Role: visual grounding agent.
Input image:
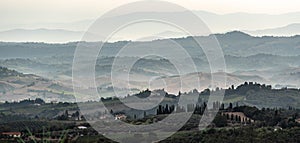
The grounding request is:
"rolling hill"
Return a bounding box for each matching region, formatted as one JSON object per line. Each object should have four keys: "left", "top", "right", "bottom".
{"left": 0, "top": 66, "right": 74, "bottom": 102}
{"left": 245, "top": 23, "right": 300, "bottom": 36}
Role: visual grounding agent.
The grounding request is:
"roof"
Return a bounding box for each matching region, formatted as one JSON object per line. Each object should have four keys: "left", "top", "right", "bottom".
{"left": 296, "top": 118, "right": 300, "bottom": 123}
{"left": 115, "top": 114, "right": 127, "bottom": 117}
{"left": 2, "top": 132, "right": 21, "bottom": 135}
{"left": 78, "top": 126, "right": 87, "bottom": 129}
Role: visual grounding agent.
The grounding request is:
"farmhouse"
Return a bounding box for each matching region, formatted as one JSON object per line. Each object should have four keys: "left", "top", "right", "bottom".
{"left": 296, "top": 118, "right": 300, "bottom": 123}
{"left": 115, "top": 114, "right": 127, "bottom": 120}
{"left": 77, "top": 126, "right": 87, "bottom": 130}
{"left": 1, "top": 132, "right": 21, "bottom": 138}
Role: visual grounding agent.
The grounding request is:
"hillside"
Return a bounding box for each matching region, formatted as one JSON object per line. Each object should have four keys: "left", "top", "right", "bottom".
{"left": 1, "top": 31, "right": 300, "bottom": 58}
{"left": 1, "top": 32, "right": 300, "bottom": 99}
{"left": 0, "top": 66, "right": 74, "bottom": 102}
{"left": 144, "top": 72, "right": 266, "bottom": 93}
{"left": 245, "top": 23, "right": 300, "bottom": 36}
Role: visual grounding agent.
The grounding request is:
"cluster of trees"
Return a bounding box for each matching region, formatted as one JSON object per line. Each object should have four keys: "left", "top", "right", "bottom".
{"left": 223, "top": 113, "right": 252, "bottom": 124}
{"left": 3, "top": 98, "right": 47, "bottom": 105}
{"left": 14, "top": 98, "right": 46, "bottom": 105}
{"left": 0, "top": 66, "right": 22, "bottom": 78}
{"left": 155, "top": 101, "right": 218, "bottom": 116}
{"left": 155, "top": 101, "right": 225, "bottom": 116}
{"left": 56, "top": 110, "right": 82, "bottom": 121}
{"left": 191, "top": 103, "right": 207, "bottom": 114}
{"left": 156, "top": 104, "right": 175, "bottom": 115}
{"left": 200, "top": 82, "right": 273, "bottom": 97}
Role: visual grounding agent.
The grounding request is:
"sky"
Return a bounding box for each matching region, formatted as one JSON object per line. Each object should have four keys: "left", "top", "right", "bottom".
{"left": 0, "top": 0, "right": 300, "bottom": 42}
{"left": 1, "top": 0, "right": 300, "bottom": 25}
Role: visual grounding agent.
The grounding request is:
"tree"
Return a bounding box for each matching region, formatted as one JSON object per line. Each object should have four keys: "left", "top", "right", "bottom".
{"left": 274, "top": 110, "right": 278, "bottom": 116}
{"left": 157, "top": 105, "right": 163, "bottom": 115}
{"left": 165, "top": 104, "right": 169, "bottom": 114}
{"left": 34, "top": 98, "right": 45, "bottom": 104}
{"left": 229, "top": 103, "right": 233, "bottom": 110}
{"left": 220, "top": 103, "right": 225, "bottom": 110}
{"left": 75, "top": 111, "right": 80, "bottom": 120}
{"left": 213, "top": 115, "right": 227, "bottom": 127}
{"left": 65, "top": 110, "right": 69, "bottom": 117}
{"left": 178, "top": 91, "right": 181, "bottom": 96}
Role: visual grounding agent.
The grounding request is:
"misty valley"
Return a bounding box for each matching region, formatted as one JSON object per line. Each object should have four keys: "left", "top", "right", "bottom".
{"left": 0, "top": 31, "right": 300, "bottom": 142}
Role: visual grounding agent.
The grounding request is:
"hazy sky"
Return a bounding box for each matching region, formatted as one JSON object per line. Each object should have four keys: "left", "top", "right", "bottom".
{"left": 0, "top": 0, "right": 299, "bottom": 42}
{"left": 1, "top": 0, "right": 300, "bottom": 25}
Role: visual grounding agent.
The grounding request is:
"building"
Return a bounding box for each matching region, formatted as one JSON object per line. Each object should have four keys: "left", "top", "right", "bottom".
{"left": 77, "top": 126, "right": 87, "bottom": 130}
{"left": 115, "top": 114, "right": 127, "bottom": 120}
{"left": 296, "top": 118, "right": 300, "bottom": 123}
{"left": 274, "top": 126, "right": 283, "bottom": 132}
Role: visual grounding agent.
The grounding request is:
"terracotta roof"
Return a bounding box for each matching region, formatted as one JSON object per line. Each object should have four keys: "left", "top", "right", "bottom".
{"left": 2, "top": 132, "right": 21, "bottom": 135}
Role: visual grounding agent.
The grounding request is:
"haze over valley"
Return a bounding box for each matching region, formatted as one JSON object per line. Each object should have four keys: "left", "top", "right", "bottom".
{"left": 1, "top": 1, "right": 300, "bottom": 142}
{"left": 1, "top": 31, "right": 300, "bottom": 101}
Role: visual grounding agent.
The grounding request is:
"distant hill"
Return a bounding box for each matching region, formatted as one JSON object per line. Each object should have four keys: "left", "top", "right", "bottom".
{"left": 93, "top": 71, "right": 267, "bottom": 95}
{"left": 0, "top": 28, "right": 85, "bottom": 43}
{"left": 1, "top": 11, "right": 300, "bottom": 42}
{"left": 0, "top": 28, "right": 108, "bottom": 43}
{"left": 148, "top": 72, "right": 266, "bottom": 93}
{"left": 1, "top": 32, "right": 300, "bottom": 92}
{"left": 1, "top": 31, "right": 300, "bottom": 59}
{"left": 1, "top": 65, "right": 299, "bottom": 108}
{"left": 0, "top": 67, "right": 74, "bottom": 102}
{"left": 193, "top": 11, "right": 300, "bottom": 33}
{"left": 245, "top": 23, "right": 300, "bottom": 36}
{"left": 154, "top": 31, "right": 188, "bottom": 39}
